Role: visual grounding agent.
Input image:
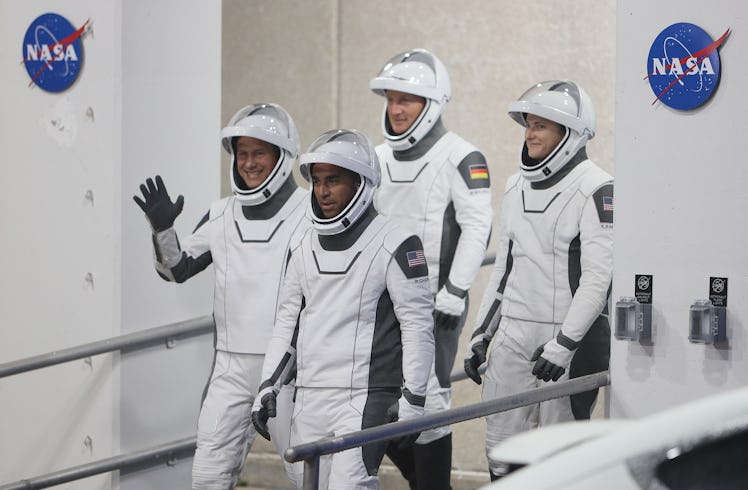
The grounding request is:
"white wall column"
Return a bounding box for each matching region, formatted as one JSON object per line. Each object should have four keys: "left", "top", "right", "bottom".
{"left": 612, "top": 0, "right": 748, "bottom": 417}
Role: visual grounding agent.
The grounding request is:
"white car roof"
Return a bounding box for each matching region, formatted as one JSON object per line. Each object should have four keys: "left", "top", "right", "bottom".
{"left": 484, "top": 386, "right": 748, "bottom": 489}
{"left": 489, "top": 419, "right": 629, "bottom": 466}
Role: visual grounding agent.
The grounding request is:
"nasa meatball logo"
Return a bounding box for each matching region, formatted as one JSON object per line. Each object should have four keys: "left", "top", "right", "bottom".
{"left": 22, "top": 13, "right": 89, "bottom": 92}
{"left": 646, "top": 23, "right": 730, "bottom": 110}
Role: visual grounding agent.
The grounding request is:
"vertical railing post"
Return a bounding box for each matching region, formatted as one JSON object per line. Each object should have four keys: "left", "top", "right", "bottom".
{"left": 302, "top": 456, "right": 320, "bottom": 490}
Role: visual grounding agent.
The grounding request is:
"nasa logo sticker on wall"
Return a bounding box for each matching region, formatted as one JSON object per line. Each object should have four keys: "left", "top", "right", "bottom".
{"left": 22, "top": 13, "right": 90, "bottom": 92}
{"left": 645, "top": 23, "right": 730, "bottom": 110}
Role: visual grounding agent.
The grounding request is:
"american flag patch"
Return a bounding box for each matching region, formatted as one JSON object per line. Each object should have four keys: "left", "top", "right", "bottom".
{"left": 407, "top": 250, "right": 426, "bottom": 267}
{"left": 469, "top": 165, "right": 489, "bottom": 179}
{"left": 603, "top": 196, "right": 614, "bottom": 211}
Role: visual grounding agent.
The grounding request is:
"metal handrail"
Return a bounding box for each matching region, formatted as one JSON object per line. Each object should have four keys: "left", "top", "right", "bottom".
{"left": 0, "top": 256, "right": 495, "bottom": 380}
{"left": 0, "top": 437, "right": 197, "bottom": 490}
{"left": 286, "top": 371, "right": 610, "bottom": 489}
{"left": 0, "top": 366, "right": 481, "bottom": 489}
{"left": 1, "top": 254, "right": 500, "bottom": 487}
{"left": 0, "top": 315, "right": 214, "bottom": 379}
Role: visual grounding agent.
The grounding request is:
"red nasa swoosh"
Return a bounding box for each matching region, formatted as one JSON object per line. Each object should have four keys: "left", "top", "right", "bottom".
{"left": 24, "top": 18, "right": 90, "bottom": 87}
{"left": 644, "top": 27, "right": 730, "bottom": 105}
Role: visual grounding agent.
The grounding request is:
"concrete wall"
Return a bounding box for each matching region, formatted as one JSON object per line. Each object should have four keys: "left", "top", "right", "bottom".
{"left": 222, "top": 0, "right": 616, "bottom": 480}
{"left": 611, "top": 1, "right": 748, "bottom": 417}
{"left": 0, "top": 1, "right": 220, "bottom": 488}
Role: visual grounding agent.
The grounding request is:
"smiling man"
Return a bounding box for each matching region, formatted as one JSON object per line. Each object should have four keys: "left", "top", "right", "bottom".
{"left": 234, "top": 136, "right": 279, "bottom": 188}
{"left": 134, "top": 103, "right": 307, "bottom": 489}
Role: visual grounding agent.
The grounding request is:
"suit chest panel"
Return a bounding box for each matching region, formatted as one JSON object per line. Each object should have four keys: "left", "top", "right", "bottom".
{"left": 215, "top": 198, "right": 303, "bottom": 276}
{"left": 509, "top": 182, "right": 582, "bottom": 256}
{"left": 378, "top": 156, "right": 452, "bottom": 220}
{"left": 301, "top": 221, "right": 388, "bottom": 309}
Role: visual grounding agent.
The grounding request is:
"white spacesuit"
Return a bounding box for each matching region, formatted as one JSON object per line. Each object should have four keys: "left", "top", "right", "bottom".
{"left": 252, "top": 129, "right": 435, "bottom": 489}
{"left": 134, "top": 103, "right": 308, "bottom": 489}
{"left": 369, "top": 48, "right": 492, "bottom": 489}
{"left": 463, "top": 81, "right": 613, "bottom": 479}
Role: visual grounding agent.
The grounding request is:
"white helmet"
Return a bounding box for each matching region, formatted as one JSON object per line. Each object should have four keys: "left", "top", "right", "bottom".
{"left": 221, "top": 103, "right": 300, "bottom": 205}
{"left": 508, "top": 80, "right": 595, "bottom": 182}
{"left": 299, "top": 129, "right": 381, "bottom": 235}
{"left": 369, "top": 48, "right": 451, "bottom": 151}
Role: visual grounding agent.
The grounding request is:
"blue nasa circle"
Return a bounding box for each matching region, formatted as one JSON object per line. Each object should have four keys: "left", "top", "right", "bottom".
{"left": 22, "top": 13, "right": 84, "bottom": 92}
{"left": 647, "top": 23, "right": 721, "bottom": 110}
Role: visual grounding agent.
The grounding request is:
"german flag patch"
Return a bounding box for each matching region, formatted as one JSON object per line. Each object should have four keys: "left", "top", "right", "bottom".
{"left": 469, "top": 164, "right": 489, "bottom": 180}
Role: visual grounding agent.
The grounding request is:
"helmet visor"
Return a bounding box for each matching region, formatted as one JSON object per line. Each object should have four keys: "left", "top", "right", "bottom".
{"left": 222, "top": 103, "right": 299, "bottom": 157}
{"left": 370, "top": 50, "right": 443, "bottom": 101}
{"left": 299, "top": 129, "right": 380, "bottom": 186}
{"left": 508, "top": 81, "right": 586, "bottom": 133}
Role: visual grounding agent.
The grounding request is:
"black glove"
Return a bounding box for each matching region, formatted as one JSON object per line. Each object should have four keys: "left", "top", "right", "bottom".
{"left": 133, "top": 175, "right": 184, "bottom": 232}
{"left": 464, "top": 337, "right": 489, "bottom": 385}
{"left": 531, "top": 344, "right": 568, "bottom": 382}
{"left": 434, "top": 287, "right": 465, "bottom": 331}
{"left": 434, "top": 310, "right": 461, "bottom": 331}
{"left": 251, "top": 388, "right": 277, "bottom": 441}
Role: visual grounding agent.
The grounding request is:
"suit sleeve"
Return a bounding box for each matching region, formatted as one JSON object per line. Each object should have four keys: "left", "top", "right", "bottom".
{"left": 467, "top": 177, "right": 516, "bottom": 350}
{"left": 388, "top": 235, "right": 435, "bottom": 399}
{"left": 561, "top": 182, "right": 614, "bottom": 342}
{"left": 447, "top": 151, "right": 493, "bottom": 294}
{"left": 261, "top": 245, "right": 305, "bottom": 383}
{"left": 152, "top": 211, "right": 212, "bottom": 283}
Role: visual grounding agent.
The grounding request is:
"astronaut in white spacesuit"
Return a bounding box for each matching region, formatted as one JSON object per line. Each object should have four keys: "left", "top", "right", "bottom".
{"left": 369, "top": 48, "right": 492, "bottom": 489}
{"left": 133, "top": 103, "right": 307, "bottom": 489}
{"left": 251, "top": 129, "right": 435, "bottom": 489}
{"left": 463, "top": 80, "right": 613, "bottom": 480}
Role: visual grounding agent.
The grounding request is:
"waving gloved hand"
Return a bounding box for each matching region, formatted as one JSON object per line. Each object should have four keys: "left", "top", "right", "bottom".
{"left": 464, "top": 334, "right": 489, "bottom": 385}
{"left": 133, "top": 175, "right": 184, "bottom": 232}
{"left": 531, "top": 333, "right": 578, "bottom": 382}
{"left": 434, "top": 286, "right": 466, "bottom": 331}
{"left": 251, "top": 384, "right": 277, "bottom": 441}
{"left": 385, "top": 388, "right": 425, "bottom": 450}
